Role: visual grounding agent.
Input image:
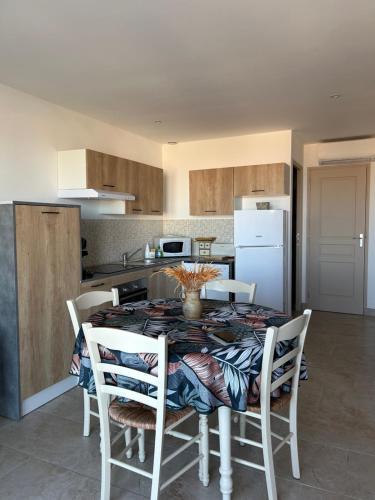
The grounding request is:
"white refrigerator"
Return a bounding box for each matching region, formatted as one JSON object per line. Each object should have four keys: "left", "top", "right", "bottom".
{"left": 234, "top": 210, "right": 287, "bottom": 311}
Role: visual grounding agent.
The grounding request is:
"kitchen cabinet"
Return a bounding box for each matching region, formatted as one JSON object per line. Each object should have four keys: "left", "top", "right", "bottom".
{"left": 80, "top": 267, "right": 152, "bottom": 294}
{"left": 189, "top": 168, "right": 234, "bottom": 215}
{"left": 81, "top": 262, "right": 181, "bottom": 301}
{"left": 233, "top": 163, "right": 290, "bottom": 197}
{"left": 148, "top": 165, "right": 164, "bottom": 214}
{"left": 58, "top": 149, "right": 163, "bottom": 215}
{"left": 58, "top": 149, "right": 127, "bottom": 193}
{"left": 0, "top": 202, "right": 81, "bottom": 419}
{"left": 125, "top": 161, "right": 164, "bottom": 215}
{"left": 101, "top": 153, "right": 127, "bottom": 192}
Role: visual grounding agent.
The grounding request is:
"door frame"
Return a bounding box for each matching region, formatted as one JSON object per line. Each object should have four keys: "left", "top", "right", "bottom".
{"left": 307, "top": 163, "right": 370, "bottom": 314}
{"left": 292, "top": 162, "right": 303, "bottom": 312}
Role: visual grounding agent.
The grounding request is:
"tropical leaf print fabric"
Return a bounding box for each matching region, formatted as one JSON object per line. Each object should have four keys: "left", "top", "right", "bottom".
{"left": 70, "top": 299, "right": 307, "bottom": 414}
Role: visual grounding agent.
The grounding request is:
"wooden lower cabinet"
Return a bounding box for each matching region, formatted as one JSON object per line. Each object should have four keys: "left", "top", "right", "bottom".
{"left": 0, "top": 203, "right": 81, "bottom": 419}
{"left": 81, "top": 263, "right": 181, "bottom": 302}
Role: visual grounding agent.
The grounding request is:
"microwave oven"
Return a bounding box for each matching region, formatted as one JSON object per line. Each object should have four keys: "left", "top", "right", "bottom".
{"left": 154, "top": 236, "right": 192, "bottom": 257}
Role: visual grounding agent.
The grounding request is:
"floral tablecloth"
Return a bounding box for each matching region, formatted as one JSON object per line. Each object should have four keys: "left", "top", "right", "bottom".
{"left": 70, "top": 299, "right": 307, "bottom": 414}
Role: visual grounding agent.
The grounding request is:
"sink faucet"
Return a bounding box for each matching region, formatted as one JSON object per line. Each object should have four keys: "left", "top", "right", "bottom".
{"left": 122, "top": 247, "right": 142, "bottom": 266}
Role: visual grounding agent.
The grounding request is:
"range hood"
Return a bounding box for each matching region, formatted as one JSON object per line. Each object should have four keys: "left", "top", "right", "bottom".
{"left": 58, "top": 188, "right": 135, "bottom": 201}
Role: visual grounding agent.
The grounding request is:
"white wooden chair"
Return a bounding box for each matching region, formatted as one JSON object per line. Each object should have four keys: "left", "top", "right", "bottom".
{"left": 211, "top": 309, "right": 311, "bottom": 500}
{"left": 66, "top": 289, "right": 120, "bottom": 437}
{"left": 204, "top": 279, "right": 257, "bottom": 303}
{"left": 83, "top": 323, "right": 209, "bottom": 500}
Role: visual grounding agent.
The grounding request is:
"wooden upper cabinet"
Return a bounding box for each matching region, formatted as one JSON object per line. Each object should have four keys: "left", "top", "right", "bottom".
{"left": 101, "top": 154, "right": 127, "bottom": 192}
{"left": 124, "top": 161, "right": 146, "bottom": 214}
{"left": 189, "top": 168, "right": 234, "bottom": 215}
{"left": 58, "top": 149, "right": 163, "bottom": 214}
{"left": 148, "top": 166, "right": 163, "bottom": 214}
{"left": 85, "top": 150, "right": 127, "bottom": 192}
{"left": 233, "top": 163, "right": 290, "bottom": 197}
{"left": 125, "top": 162, "right": 164, "bottom": 215}
{"left": 84, "top": 149, "right": 104, "bottom": 189}
{"left": 58, "top": 149, "right": 127, "bottom": 192}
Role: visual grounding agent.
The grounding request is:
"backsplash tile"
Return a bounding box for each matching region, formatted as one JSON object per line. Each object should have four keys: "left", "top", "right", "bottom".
{"left": 163, "top": 219, "right": 234, "bottom": 243}
{"left": 81, "top": 219, "right": 163, "bottom": 266}
{"left": 82, "top": 218, "right": 234, "bottom": 266}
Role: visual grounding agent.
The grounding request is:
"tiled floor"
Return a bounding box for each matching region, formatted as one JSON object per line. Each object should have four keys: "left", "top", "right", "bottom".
{"left": 1, "top": 311, "right": 375, "bottom": 499}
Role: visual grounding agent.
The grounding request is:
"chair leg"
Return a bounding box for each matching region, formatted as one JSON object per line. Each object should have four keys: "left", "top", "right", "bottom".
{"left": 150, "top": 419, "right": 164, "bottom": 500}
{"left": 125, "top": 427, "right": 133, "bottom": 459}
{"left": 199, "top": 415, "right": 209, "bottom": 486}
{"left": 100, "top": 424, "right": 111, "bottom": 500}
{"left": 239, "top": 413, "right": 246, "bottom": 446}
{"left": 289, "top": 395, "right": 300, "bottom": 479}
{"left": 138, "top": 428, "right": 146, "bottom": 463}
{"left": 261, "top": 414, "right": 277, "bottom": 500}
{"left": 101, "top": 450, "right": 111, "bottom": 500}
{"left": 83, "top": 389, "right": 91, "bottom": 437}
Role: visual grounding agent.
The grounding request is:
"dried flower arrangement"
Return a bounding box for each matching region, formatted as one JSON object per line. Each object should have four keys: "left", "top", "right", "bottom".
{"left": 161, "top": 263, "right": 221, "bottom": 292}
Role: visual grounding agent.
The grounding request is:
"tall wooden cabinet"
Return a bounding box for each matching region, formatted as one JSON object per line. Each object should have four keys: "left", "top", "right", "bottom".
{"left": 189, "top": 168, "right": 234, "bottom": 215}
{"left": 0, "top": 202, "right": 81, "bottom": 419}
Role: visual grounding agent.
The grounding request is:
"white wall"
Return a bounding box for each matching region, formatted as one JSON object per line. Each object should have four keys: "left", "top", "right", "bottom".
{"left": 162, "top": 130, "right": 292, "bottom": 219}
{"left": 0, "top": 83, "right": 162, "bottom": 217}
{"left": 303, "top": 140, "right": 375, "bottom": 309}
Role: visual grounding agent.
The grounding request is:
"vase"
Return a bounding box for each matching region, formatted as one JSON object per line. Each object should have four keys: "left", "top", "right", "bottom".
{"left": 183, "top": 290, "right": 203, "bottom": 320}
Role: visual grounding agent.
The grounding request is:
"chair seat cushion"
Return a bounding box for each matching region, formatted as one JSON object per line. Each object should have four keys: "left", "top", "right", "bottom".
{"left": 247, "top": 392, "right": 292, "bottom": 414}
{"left": 109, "top": 400, "right": 193, "bottom": 430}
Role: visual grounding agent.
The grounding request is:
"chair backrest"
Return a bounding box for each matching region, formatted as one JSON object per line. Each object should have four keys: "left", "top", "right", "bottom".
{"left": 66, "top": 289, "right": 120, "bottom": 337}
{"left": 205, "top": 279, "right": 257, "bottom": 303}
{"left": 260, "top": 309, "right": 312, "bottom": 412}
{"left": 83, "top": 323, "right": 168, "bottom": 429}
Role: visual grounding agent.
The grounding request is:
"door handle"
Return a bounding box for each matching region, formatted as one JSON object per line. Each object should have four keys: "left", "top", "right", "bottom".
{"left": 352, "top": 233, "right": 364, "bottom": 247}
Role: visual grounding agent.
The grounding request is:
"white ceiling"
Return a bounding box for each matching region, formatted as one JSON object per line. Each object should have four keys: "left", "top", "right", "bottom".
{"left": 1, "top": 1, "right": 375, "bottom": 144}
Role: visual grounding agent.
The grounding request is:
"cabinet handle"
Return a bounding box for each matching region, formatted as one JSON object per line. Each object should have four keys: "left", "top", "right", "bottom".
{"left": 41, "top": 211, "right": 60, "bottom": 214}
{"left": 91, "top": 282, "right": 105, "bottom": 288}
{"left": 251, "top": 189, "right": 265, "bottom": 192}
{"left": 151, "top": 210, "right": 161, "bottom": 213}
{"left": 103, "top": 184, "right": 116, "bottom": 188}
{"left": 132, "top": 209, "right": 143, "bottom": 212}
{"left": 204, "top": 210, "right": 217, "bottom": 213}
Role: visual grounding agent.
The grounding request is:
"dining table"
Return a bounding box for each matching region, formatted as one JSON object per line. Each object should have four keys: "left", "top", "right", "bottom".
{"left": 70, "top": 298, "right": 307, "bottom": 499}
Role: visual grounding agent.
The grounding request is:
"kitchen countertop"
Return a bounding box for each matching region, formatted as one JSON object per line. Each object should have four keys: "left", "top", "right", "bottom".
{"left": 183, "top": 255, "right": 234, "bottom": 264}
{"left": 82, "top": 257, "right": 182, "bottom": 283}
{"left": 82, "top": 255, "right": 235, "bottom": 283}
